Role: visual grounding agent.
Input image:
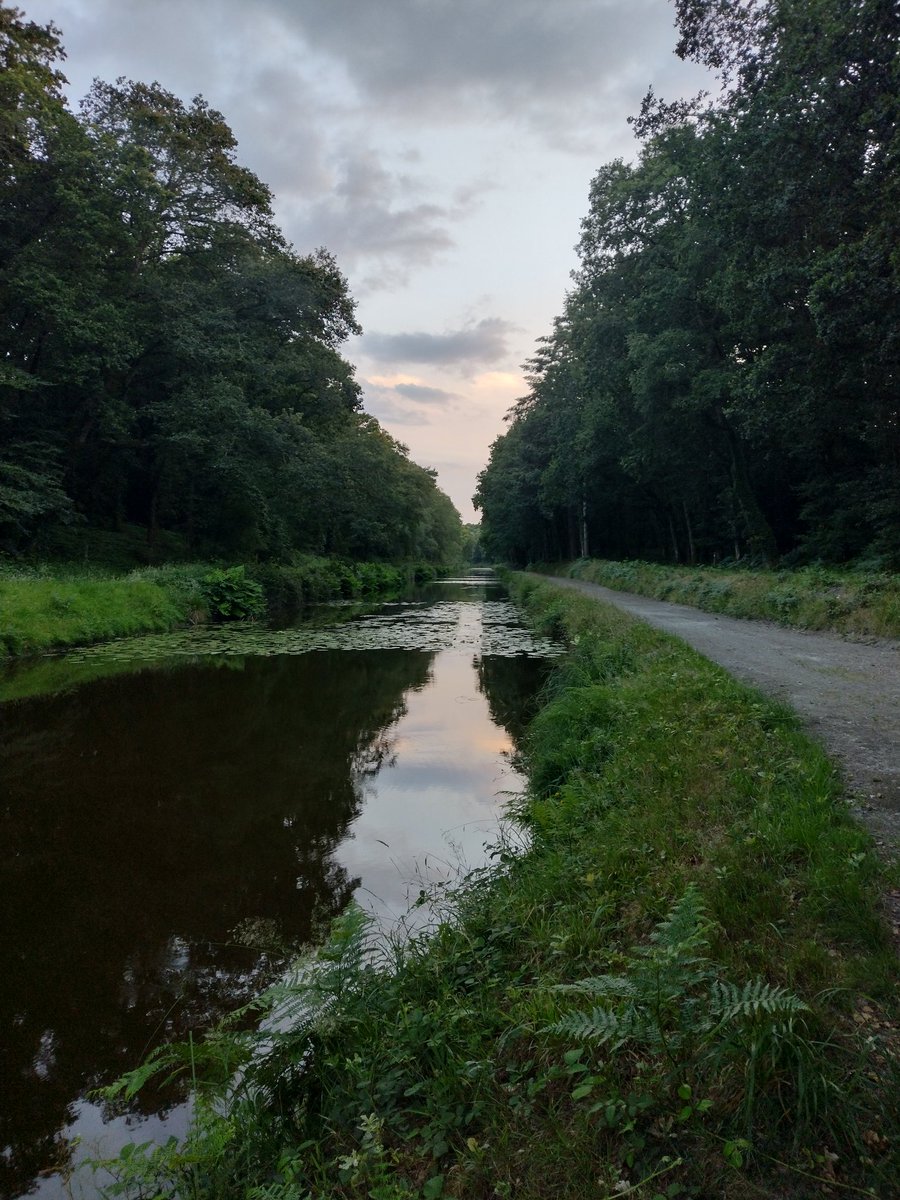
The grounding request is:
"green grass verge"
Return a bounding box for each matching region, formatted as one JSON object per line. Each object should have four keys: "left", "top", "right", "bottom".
{"left": 95, "top": 575, "right": 899, "bottom": 1200}
{"left": 0, "top": 557, "right": 443, "bottom": 658}
{"left": 0, "top": 564, "right": 201, "bottom": 657}
{"left": 554, "top": 558, "right": 900, "bottom": 639}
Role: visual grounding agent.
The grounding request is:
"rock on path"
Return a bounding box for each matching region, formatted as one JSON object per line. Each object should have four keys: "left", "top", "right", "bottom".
{"left": 541, "top": 574, "right": 900, "bottom": 856}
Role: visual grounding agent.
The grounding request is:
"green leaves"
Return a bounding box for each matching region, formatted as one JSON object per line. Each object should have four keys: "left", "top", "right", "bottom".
{"left": 199, "top": 566, "right": 265, "bottom": 621}
{"left": 0, "top": 38, "right": 463, "bottom": 562}
{"left": 478, "top": 0, "right": 900, "bottom": 568}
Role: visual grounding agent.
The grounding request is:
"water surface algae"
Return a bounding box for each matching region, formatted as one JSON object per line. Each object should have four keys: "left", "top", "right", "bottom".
{"left": 96, "top": 577, "right": 899, "bottom": 1199}
{"left": 0, "top": 600, "right": 561, "bottom": 704}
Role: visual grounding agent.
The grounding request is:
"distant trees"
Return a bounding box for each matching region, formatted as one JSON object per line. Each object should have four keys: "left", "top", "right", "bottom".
{"left": 476, "top": 0, "right": 899, "bottom": 567}
{"left": 0, "top": 5, "right": 462, "bottom": 564}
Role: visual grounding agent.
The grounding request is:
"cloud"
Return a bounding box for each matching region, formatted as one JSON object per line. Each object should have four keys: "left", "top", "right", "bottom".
{"left": 264, "top": 0, "right": 685, "bottom": 136}
{"left": 359, "top": 375, "right": 459, "bottom": 427}
{"left": 360, "top": 378, "right": 438, "bottom": 426}
{"left": 364, "top": 398, "right": 432, "bottom": 426}
{"left": 362, "top": 318, "right": 516, "bottom": 367}
{"left": 281, "top": 147, "right": 466, "bottom": 285}
{"left": 393, "top": 383, "right": 458, "bottom": 406}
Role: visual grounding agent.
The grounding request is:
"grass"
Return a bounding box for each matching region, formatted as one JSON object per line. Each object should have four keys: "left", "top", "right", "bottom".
{"left": 551, "top": 558, "right": 900, "bottom": 639}
{"left": 0, "top": 556, "right": 444, "bottom": 658}
{"left": 0, "top": 563, "right": 202, "bottom": 657}
{"left": 94, "top": 574, "right": 900, "bottom": 1199}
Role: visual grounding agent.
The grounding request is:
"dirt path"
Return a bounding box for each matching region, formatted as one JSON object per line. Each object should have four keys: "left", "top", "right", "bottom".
{"left": 542, "top": 574, "right": 900, "bottom": 856}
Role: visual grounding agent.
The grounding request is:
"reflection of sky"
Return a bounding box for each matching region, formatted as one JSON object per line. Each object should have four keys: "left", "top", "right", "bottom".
{"left": 26, "top": 1101, "right": 191, "bottom": 1200}
{"left": 340, "top": 649, "right": 524, "bottom": 925}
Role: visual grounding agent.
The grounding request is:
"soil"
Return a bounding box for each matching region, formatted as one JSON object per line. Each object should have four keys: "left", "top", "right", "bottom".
{"left": 543, "top": 574, "right": 900, "bottom": 861}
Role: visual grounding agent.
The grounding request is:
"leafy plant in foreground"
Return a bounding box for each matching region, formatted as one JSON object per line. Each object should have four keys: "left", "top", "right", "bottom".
{"left": 547, "top": 887, "right": 815, "bottom": 1134}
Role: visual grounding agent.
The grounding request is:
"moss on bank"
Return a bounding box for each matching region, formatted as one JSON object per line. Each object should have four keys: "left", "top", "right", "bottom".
{"left": 550, "top": 558, "right": 900, "bottom": 640}
{"left": 97, "top": 575, "right": 899, "bottom": 1200}
{"left": 0, "top": 556, "right": 442, "bottom": 657}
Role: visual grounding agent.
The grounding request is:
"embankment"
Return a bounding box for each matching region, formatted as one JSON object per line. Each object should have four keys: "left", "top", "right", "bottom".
{"left": 546, "top": 558, "right": 900, "bottom": 639}
{"left": 0, "top": 557, "right": 440, "bottom": 657}
{"left": 101, "top": 574, "right": 900, "bottom": 1199}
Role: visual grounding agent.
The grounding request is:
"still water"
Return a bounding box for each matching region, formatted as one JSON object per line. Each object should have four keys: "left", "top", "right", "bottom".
{"left": 0, "top": 574, "right": 558, "bottom": 1199}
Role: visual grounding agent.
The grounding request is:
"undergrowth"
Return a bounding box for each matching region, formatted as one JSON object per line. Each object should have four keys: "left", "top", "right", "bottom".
{"left": 91, "top": 576, "right": 899, "bottom": 1199}
{"left": 556, "top": 558, "right": 900, "bottom": 639}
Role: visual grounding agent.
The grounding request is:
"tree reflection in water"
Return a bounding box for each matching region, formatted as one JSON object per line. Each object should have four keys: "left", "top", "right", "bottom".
{"left": 0, "top": 586, "right": 553, "bottom": 1200}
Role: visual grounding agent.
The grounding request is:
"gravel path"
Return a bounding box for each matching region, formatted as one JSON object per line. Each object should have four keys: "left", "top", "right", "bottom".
{"left": 542, "top": 574, "right": 900, "bottom": 856}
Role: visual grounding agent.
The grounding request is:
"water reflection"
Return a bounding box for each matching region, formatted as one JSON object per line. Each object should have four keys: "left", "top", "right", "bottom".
{"left": 0, "top": 580, "right": 552, "bottom": 1199}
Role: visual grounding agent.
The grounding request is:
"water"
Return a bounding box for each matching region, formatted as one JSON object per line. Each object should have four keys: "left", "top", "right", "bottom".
{"left": 0, "top": 574, "right": 558, "bottom": 1199}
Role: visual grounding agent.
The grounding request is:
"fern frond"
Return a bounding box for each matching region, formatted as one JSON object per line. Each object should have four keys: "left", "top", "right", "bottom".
{"left": 552, "top": 975, "right": 637, "bottom": 999}
{"left": 547, "top": 1003, "right": 654, "bottom": 1047}
{"left": 710, "top": 979, "right": 809, "bottom": 1025}
{"left": 647, "top": 885, "right": 711, "bottom": 953}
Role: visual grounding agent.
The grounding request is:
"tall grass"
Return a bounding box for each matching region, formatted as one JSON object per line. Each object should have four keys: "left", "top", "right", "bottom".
{"left": 93, "top": 575, "right": 899, "bottom": 1199}
{"left": 0, "top": 557, "right": 443, "bottom": 658}
{"left": 559, "top": 558, "right": 900, "bottom": 639}
{"left": 0, "top": 565, "right": 203, "bottom": 656}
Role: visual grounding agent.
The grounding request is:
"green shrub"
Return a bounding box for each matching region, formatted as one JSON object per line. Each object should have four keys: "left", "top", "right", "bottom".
{"left": 199, "top": 566, "right": 266, "bottom": 620}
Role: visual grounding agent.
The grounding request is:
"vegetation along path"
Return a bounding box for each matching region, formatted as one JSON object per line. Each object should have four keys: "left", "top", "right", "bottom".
{"left": 539, "top": 575, "right": 900, "bottom": 855}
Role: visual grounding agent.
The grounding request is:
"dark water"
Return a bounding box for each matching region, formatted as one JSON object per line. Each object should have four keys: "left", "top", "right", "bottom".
{"left": 0, "top": 576, "right": 556, "bottom": 1199}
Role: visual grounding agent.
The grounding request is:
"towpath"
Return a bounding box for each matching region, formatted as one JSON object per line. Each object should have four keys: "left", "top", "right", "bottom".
{"left": 540, "top": 574, "right": 900, "bottom": 856}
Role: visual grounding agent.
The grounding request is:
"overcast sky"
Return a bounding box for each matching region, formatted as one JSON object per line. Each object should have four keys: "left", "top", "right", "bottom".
{"left": 24, "top": 0, "right": 710, "bottom": 521}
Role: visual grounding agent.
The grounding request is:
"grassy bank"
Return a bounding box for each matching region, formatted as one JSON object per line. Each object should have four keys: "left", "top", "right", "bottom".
{"left": 0, "top": 556, "right": 442, "bottom": 658}
{"left": 550, "top": 558, "right": 900, "bottom": 640}
{"left": 99, "top": 575, "right": 899, "bottom": 1200}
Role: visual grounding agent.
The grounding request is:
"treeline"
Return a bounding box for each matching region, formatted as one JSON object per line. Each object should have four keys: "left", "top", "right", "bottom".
{"left": 0, "top": 6, "right": 462, "bottom": 564}
{"left": 476, "top": 0, "right": 898, "bottom": 568}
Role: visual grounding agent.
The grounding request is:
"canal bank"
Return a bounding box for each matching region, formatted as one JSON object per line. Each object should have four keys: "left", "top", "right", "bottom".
{"left": 82, "top": 573, "right": 899, "bottom": 1200}
{"left": 0, "top": 557, "right": 443, "bottom": 659}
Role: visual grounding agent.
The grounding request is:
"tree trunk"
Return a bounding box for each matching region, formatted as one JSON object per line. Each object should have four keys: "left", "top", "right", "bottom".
{"left": 682, "top": 499, "right": 696, "bottom": 564}
{"left": 725, "top": 428, "right": 778, "bottom": 564}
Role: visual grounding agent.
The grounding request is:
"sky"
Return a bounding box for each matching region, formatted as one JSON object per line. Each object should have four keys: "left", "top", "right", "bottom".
{"left": 23, "top": 0, "right": 710, "bottom": 521}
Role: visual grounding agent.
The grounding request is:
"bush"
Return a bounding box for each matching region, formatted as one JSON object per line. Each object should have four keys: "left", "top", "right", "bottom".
{"left": 199, "top": 566, "right": 265, "bottom": 621}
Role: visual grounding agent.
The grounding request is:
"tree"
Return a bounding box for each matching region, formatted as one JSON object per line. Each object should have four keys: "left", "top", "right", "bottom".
{"left": 0, "top": 10, "right": 462, "bottom": 563}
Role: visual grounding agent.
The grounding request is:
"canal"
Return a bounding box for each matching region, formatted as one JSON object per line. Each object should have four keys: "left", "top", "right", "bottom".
{"left": 0, "top": 572, "right": 558, "bottom": 1199}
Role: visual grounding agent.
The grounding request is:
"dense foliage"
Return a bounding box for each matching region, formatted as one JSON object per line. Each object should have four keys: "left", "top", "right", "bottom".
{"left": 0, "top": 5, "right": 463, "bottom": 564}
{"left": 476, "top": 0, "right": 899, "bottom": 567}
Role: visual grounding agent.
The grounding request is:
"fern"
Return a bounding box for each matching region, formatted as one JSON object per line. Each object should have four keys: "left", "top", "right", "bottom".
{"left": 91, "top": 902, "right": 379, "bottom": 1198}
{"left": 546, "top": 886, "right": 812, "bottom": 1124}
{"left": 709, "top": 979, "right": 809, "bottom": 1026}
{"left": 553, "top": 975, "right": 637, "bottom": 999}
{"left": 549, "top": 1005, "right": 648, "bottom": 1048}
{"left": 646, "top": 885, "right": 711, "bottom": 954}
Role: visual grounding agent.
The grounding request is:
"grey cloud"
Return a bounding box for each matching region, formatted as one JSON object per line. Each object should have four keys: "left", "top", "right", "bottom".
{"left": 362, "top": 318, "right": 515, "bottom": 366}
{"left": 283, "top": 148, "right": 457, "bottom": 281}
{"left": 263, "top": 0, "right": 684, "bottom": 133}
{"left": 360, "top": 386, "right": 434, "bottom": 427}
{"left": 39, "top": 0, "right": 705, "bottom": 161}
{"left": 35, "top": 0, "right": 469, "bottom": 279}
{"left": 394, "top": 383, "right": 458, "bottom": 406}
{"left": 40, "top": 1, "right": 335, "bottom": 199}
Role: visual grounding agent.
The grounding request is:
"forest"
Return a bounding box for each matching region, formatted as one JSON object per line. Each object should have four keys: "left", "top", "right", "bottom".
{"left": 476, "top": 0, "right": 898, "bottom": 569}
{"left": 0, "top": 5, "right": 463, "bottom": 567}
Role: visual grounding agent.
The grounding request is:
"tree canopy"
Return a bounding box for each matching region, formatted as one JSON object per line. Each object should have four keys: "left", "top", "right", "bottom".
{"left": 476, "top": 0, "right": 899, "bottom": 568}
{"left": 0, "top": 4, "right": 463, "bottom": 565}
